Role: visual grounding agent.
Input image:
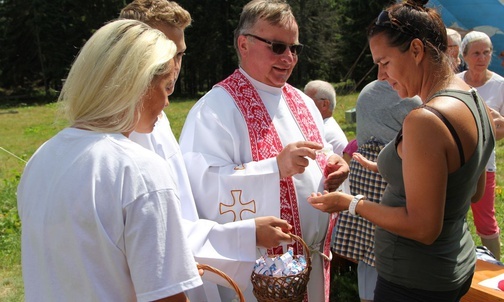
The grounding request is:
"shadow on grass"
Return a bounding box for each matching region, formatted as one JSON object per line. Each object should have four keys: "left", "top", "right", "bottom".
{"left": 330, "top": 256, "right": 360, "bottom": 302}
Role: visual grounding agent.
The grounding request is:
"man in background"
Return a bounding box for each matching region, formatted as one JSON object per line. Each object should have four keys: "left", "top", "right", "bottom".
{"left": 305, "top": 80, "right": 350, "bottom": 194}
{"left": 304, "top": 80, "right": 348, "bottom": 156}
{"left": 446, "top": 28, "right": 466, "bottom": 72}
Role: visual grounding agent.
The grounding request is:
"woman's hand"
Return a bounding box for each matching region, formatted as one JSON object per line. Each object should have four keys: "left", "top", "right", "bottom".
{"left": 307, "top": 191, "right": 351, "bottom": 213}
{"left": 489, "top": 108, "right": 504, "bottom": 140}
{"left": 353, "top": 152, "right": 379, "bottom": 173}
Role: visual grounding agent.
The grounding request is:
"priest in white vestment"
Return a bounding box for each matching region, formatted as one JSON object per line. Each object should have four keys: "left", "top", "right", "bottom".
{"left": 179, "top": 2, "right": 349, "bottom": 301}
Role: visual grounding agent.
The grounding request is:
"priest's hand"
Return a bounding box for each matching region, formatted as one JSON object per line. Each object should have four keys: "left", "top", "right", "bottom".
{"left": 255, "top": 216, "right": 292, "bottom": 248}
{"left": 324, "top": 154, "right": 349, "bottom": 192}
{"left": 277, "top": 141, "right": 322, "bottom": 179}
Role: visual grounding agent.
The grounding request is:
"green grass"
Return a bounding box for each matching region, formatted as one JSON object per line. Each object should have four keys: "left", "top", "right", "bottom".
{"left": 1, "top": 93, "right": 503, "bottom": 301}
{"left": 0, "top": 97, "right": 205, "bottom": 301}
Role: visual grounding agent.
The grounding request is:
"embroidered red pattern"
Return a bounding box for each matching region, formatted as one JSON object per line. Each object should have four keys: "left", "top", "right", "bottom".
{"left": 217, "top": 70, "right": 334, "bottom": 302}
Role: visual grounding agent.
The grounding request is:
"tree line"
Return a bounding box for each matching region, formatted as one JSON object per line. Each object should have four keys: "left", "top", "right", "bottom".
{"left": 0, "top": 0, "right": 392, "bottom": 103}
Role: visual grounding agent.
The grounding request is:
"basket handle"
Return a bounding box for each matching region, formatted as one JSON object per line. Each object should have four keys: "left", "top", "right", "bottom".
{"left": 289, "top": 233, "right": 312, "bottom": 268}
{"left": 196, "top": 263, "right": 245, "bottom": 302}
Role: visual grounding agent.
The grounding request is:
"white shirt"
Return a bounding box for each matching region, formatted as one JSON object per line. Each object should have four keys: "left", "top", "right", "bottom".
{"left": 17, "top": 128, "right": 201, "bottom": 302}
{"left": 129, "top": 111, "right": 256, "bottom": 301}
{"left": 323, "top": 116, "right": 350, "bottom": 193}
{"left": 323, "top": 116, "right": 348, "bottom": 156}
{"left": 457, "top": 71, "right": 504, "bottom": 171}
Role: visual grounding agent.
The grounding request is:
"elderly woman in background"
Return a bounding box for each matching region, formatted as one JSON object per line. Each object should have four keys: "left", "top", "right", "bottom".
{"left": 17, "top": 19, "right": 202, "bottom": 302}
{"left": 446, "top": 28, "right": 465, "bottom": 72}
{"left": 457, "top": 30, "right": 504, "bottom": 260}
{"left": 308, "top": 0, "right": 495, "bottom": 301}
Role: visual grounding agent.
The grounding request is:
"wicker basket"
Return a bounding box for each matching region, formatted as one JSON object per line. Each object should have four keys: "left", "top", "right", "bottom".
{"left": 197, "top": 263, "right": 245, "bottom": 302}
{"left": 250, "top": 234, "right": 312, "bottom": 302}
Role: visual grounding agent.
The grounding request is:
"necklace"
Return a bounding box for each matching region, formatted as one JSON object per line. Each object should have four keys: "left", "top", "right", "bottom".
{"left": 424, "top": 75, "right": 451, "bottom": 102}
{"left": 425, "top": 82, "right": 444, "bottom": 102}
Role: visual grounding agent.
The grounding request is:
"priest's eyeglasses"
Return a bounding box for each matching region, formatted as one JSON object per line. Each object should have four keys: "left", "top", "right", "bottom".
{"left": 374, "top": 10, "right": 417, "bottom": 38}
{"left": 244, "top": 33, "right": 303, "bottom": 56}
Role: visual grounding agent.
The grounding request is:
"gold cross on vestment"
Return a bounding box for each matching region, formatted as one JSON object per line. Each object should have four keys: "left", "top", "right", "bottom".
{"left": 219, "top": 190, "right": 256, "bottom": 222}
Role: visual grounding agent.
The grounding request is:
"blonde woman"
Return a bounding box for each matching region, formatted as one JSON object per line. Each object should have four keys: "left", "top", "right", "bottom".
{"left": 17, "top": 19, "right": 202, "bottom": 302}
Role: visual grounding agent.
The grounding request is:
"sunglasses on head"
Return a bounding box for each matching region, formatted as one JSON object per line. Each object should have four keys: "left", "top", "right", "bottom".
{"left": 244, "top": 33, "right": 303, "bottom": 55}
{"left": 374, "top": 10, "right": 417, "bottom": 37}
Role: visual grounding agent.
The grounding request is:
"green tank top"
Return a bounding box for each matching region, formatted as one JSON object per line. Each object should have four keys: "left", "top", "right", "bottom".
{"left": 375, "top": 89, "right": 495, "bottom": 291}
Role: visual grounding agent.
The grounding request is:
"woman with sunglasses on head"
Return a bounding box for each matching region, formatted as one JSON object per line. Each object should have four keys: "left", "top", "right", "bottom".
{"left": 308, "top": 0, "right": 495, "bottom": 301}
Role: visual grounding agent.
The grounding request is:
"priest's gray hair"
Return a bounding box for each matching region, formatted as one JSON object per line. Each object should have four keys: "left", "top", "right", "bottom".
{"left": 233, "top": 0, "right": 297, "bottom": 61}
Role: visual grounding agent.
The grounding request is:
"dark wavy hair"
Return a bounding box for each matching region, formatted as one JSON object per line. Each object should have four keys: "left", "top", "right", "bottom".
{"left": 368, "top": 0, "right": 449, "bottom": 71}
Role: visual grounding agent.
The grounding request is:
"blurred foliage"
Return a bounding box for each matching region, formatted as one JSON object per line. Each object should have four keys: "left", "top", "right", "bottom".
{"left": 0, "top": 0, "right": 390, "bottom": 104}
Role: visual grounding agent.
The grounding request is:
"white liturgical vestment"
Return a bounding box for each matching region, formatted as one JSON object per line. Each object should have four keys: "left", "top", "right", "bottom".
{"left": 179, "top": 68, "right": 334, "bottom": 302}
{"left": 129, "top": 111, "right": 256, "bottom": 302}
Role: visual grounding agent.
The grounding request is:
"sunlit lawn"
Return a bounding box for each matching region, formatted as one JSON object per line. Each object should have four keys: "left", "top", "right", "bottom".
{"left": 1, "top": 92, "right": 503, "bottom": 301}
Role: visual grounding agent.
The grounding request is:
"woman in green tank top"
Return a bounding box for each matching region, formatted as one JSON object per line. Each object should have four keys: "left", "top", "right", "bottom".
{"left": 308, "top": 0, "right": 496, "bottom": 301}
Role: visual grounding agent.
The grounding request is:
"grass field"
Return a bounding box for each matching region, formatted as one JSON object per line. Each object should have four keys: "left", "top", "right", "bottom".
{"left": 1, "top": 93, "right": 503, "bottom": 301}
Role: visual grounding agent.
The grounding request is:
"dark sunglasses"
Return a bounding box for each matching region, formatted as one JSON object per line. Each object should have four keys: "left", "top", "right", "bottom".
{"left": 374, "top": 10, "right": 417, "bottom": 37}
{"left": 244, "top": 33, "right": 303, "bottom": 55}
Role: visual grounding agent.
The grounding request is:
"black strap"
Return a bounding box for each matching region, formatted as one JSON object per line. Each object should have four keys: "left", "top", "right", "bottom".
{"left": 395, "top": 128, "right": 403, "bottom": 149}
{"left": 422, "top": 105, "right": 465, "bottom": 166}
{"left": 430, "top": 89, "right": 487, "bottom": 142}
{"left": 396, "top": 89, "right": 487, "bottom": 166}
{"left": 470, "top": 89, "right": 486, "bottom": 143}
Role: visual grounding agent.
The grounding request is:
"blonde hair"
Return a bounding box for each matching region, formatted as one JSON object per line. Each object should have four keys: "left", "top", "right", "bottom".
{"left": 59, "top": 19, "right": 177, "bottom": 133}
{"left": 119, "top": 0, "right": 191, "bottom": 29}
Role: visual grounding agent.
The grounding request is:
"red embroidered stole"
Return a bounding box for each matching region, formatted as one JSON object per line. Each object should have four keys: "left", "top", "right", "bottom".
{"left": 217, "top": 70, "right": 334, "bottom": 301}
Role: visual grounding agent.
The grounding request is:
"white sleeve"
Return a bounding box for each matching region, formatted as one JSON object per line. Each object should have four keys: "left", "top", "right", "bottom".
{"left": 183, "top": 218, "right": 257, "bottom": 289}
{"left": 324, "top": 118, "right": 348, "bottom": 156}
{"left": 124, "top": 189, "right": 202, "bottom": 302}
